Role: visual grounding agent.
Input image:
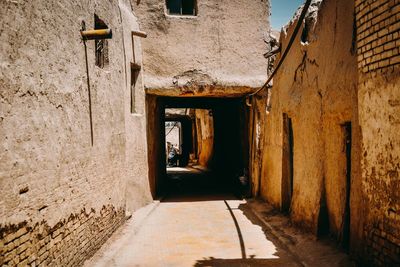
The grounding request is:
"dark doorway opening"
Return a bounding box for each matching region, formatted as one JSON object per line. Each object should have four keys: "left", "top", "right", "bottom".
{"left": 146, "top": 96, "right": 250, "bottom": 201}
{"left": 282, "top": 113, "right": 294, "bottom": 213}
{"left": 341, "top": 122, "right": 352, "bottom": 251}
{"left": 165, "top": 111, "right": 193, "bottom": 168}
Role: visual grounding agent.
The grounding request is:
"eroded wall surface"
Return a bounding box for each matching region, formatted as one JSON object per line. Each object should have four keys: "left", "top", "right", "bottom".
{"left": 195, "top": 109, "right": 214, "bottom": 167}
{"left": 119, "top": 2, "right": 153, "bottom": 213}
{"left": 356, "top": 0, "right": 400, "bottom": 265}
{"left": 134, "top": 0, "right": 270, "bottom": 96}
{"left": 260, "top": 0, "right": 360, "bottom": 239}
{"left": 0, "top": 0, "right": 151, "bottom": 265}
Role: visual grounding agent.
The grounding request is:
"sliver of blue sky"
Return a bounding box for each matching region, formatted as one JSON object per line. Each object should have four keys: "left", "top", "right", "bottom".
{"left": 271, "top": 0, "right": 304, "bottom": 30}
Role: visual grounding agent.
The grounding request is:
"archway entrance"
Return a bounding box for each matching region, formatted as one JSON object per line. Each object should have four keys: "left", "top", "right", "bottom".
{"left": 146, "top": 95, "right": 251, "bottom": 200}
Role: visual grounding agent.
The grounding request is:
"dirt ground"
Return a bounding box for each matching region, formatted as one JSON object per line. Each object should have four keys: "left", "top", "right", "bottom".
{"left": 84, "top": 168, "right": 354, "bottom": 267}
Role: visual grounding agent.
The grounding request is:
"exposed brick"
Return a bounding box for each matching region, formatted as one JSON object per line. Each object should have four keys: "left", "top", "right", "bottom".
{"left": 0, "top": 205, "right": 125, "bottom": 267}
{"left": 4, "top": 228, "right": 28, "bottom": 244}
{"left": 357, "top": 0, "right": 400, "bottom": 76}
{"left": 356, "top": 2, "right": 400, "bottom": 264}
{"left": 16, "top": 241, "right": 30, "bottom": 255}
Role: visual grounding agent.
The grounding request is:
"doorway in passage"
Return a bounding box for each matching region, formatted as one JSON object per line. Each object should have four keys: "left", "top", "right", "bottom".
{"left": 282, "top": 113, "right": 294, "bottom": 213}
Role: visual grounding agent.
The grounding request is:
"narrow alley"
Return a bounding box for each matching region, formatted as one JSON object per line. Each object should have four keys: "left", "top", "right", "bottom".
{"left": 85, "top": 167, "right": 351, "bottom": 267}
{"left": 1, "top": 0, "right": 399, "bottom": 266}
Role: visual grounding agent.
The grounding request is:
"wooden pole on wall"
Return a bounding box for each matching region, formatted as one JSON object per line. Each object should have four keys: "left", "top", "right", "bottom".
{"left": 80, "top": 20, "right": 113, "bottom": 146}
{"left": 81, "top": 21, "right": 94, "bottom": 146}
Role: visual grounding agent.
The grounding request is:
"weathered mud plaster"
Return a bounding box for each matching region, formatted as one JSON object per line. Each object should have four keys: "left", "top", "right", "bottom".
{"left": 0, "top": 0, "right": 151, "bottom": 265}
{"left": 355, "top": 0, "right": 400, "bottom": 264}
{"left": 145, "top": 85, "right": 256, "bottom": 98}
{"left": 194, "top": 109, "right": 214, "bottom": 167}
{"left": 134, "top": 0, "right": 271, "bottom": 95}
{"left": 248, "top": 31, "right": 277, "bottom": 197}
{"left": 259, "top": 0, "right": 360, "bottom": 241}
{"left": 358, "top": 70, "right": 400, "bottom": 265}
{"left": 118, "top": 0, "right": 153, "bottom": 214}
{"left": 145, "top": 95, "right": 166, "bottom": 197}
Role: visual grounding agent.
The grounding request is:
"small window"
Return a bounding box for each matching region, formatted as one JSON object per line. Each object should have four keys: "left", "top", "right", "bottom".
{"left": 94, "top": 14, "right": 109, "bottom": 68}
{"left": 166, "top": 0, "right": 197, "bottom": 16}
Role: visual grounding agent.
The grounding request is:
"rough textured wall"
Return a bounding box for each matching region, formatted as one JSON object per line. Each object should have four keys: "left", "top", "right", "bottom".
{"left": 248, "top": 31, "right": 277, "bottom": 198}
{"left": 261, "top": 0, "right": 360, "bottom": 239}
{"left": 356, "top": 0, "right": 400, "bottom": 265}
{"left": 0, "top": 0, "right": 151, "bottom": 265}
{"left": 134, "top": 0, "right": 270, "bottom": 96}
{"left": 145, "top": 95, "right": 166, "bottom": 197}
{"left": 249, "top": 93, "right": 269, "bottom": 197}
{"left": 119, "top": 0, "right": 153, "bottom": 215}
{"left": 195, "top": 109, "right": 214, "bottom": 167}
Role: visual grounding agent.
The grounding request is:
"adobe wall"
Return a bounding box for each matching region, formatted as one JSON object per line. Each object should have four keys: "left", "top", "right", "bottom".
{"left": 0, "top": 0, "right": 152, "bottom": 265}
{"left": 249, "top": 93, "right": 269, "bottom": 197}
{"left": 145, "top": 95, "right": 166, "bottom": 197}
{"left": 356, "top": 0, "right": 400, "bottom": 265}
{"left": 194, "top": 109, "right": 214, "bottom": 167}
{"left": 133, "top": 0, "right": 270, "bottom": 96}
{"left": 260, "top": 0, "right": 360, "bottom": 240}
{"left": 119, "top": 0, "right": 153, "bottom": 215}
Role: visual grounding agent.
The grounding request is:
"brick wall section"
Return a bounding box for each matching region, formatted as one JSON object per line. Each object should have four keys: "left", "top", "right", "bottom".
{"left": 356, "top": 0, "right": 400, "bottom": 73}
{"left": 364, "top": 222, "right": 400, "bottom": 266}
{"left": 356, "top": 0, "right": 400, "bottom": 266}
{"left": 0, "top": 205, "right": 125, "bottom": 267}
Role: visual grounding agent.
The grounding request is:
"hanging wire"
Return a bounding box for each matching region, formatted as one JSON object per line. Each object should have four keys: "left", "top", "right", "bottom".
{"left": 166, "top": 121, "right": 179, "bottom": 137}
{"left": 245, "top": 0, "right": 313, "bottom": 105}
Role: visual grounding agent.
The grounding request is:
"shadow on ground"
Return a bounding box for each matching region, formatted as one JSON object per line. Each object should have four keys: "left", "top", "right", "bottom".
{"left": 239, "top": 200, "right": 356, "bottom": 267}
{"left": 194, "top": 257, "right": 297, "bottom": 267}
{"left": 158, "top": 167, "right": 353, "bottom": 267}
{"left": 162, "top": 167, "right": 241, "bottom": 202}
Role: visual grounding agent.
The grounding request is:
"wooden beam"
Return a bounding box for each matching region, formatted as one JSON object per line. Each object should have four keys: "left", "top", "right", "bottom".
{"left": 132, "top": 30, "right": 147, "bottom": 38}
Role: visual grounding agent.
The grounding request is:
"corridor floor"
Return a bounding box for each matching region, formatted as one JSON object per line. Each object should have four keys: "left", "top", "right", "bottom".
{"left": 84, "top": 168, "right": 348, "bottom": 267}
{"left": 85, "top": 168, "right": 302, "bottom": 266}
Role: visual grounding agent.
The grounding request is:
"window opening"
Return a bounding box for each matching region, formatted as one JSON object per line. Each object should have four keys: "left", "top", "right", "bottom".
{"left": 94, "top": 14, "right": 109, "bottom": 68}
{"left": 166, "top": 0, "right": 197, "bottom": 16}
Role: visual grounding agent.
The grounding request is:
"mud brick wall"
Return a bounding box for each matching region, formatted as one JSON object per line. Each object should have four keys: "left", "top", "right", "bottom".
{"left": 356, "top": 0, "right": 400, "bottom": 73}
{"left": 355, "top": 0, "right": 400, "bottom": 265}
{"left": 0, "top": 0, "right": 152, "bottom": 266}
{"left": 0, "top": 206, "right": 124, "bottom": 267}
{"left": 261, "top": 0, "right": 360, "bottom": 240}
{"left": 134, "top": 0, "right": 270, "bottom": 93}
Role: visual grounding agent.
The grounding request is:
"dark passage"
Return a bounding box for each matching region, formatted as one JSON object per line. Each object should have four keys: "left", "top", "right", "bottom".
{"left": 147, "top": 96, "right": 250, "bottom": 201}
{"left": 163, "top": 167, "right": 239, "bottom": 202}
